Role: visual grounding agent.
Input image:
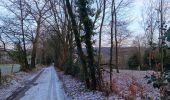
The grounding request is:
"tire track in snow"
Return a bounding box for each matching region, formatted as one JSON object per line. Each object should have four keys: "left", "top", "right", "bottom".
{"left": 47, "top": 67, "right": 57, "bottom": 100}
{"left": 6, "top": 69, "right": 44, "bottom": 100}
{"left": 18, "top": 66, "right": 67, "bottom": 100}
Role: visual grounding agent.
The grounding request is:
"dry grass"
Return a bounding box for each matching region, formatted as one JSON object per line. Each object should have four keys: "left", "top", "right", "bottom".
{"left": 102, "top": 74, "right": 158, "bottom": 100}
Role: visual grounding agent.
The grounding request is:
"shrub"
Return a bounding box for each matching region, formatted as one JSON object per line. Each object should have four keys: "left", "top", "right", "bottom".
{"left": 145, "top": 71, "right": 170, "bottom": 99}
{"left": 128, "top": 53, "right": 140, "bottom": 70}
{"left": 63, "top": 57, "right": 81, "bottom": 78}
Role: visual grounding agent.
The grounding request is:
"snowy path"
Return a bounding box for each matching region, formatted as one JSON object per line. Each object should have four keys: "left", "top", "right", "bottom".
{"left": 20, "top": 66, "right": 67, "bottom": 100}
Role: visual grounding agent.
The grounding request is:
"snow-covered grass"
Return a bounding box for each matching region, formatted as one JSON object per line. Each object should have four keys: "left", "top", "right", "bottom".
{"left": 58, "top": 68, "right": 160, "bottom": 100}
{"left": 57, "top": 70, "right": 116, "bottom": 100}
{"left": 0, "top": 65, "right": 43, "bottom": 100}
{"left": 103, "top": 69, "right": 160, "bottom": 99}
{"left": 1, "top": 65, "right": 159, "bottom": 100}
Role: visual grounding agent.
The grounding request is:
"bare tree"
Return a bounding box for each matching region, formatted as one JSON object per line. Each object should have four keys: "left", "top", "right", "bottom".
{"left": 19, "top": 0, "right": 29, "bottom": 70}
{"left": 98, "top": 0, "right": 106, "bottom": 89}
{"left": 0, "top": 0, "right": 30, "bottom": 71}
{"left": 109, "top": 0, "right": 115, "bottom": 90}
{"left": 114, "top": 0, "right": 119, "bottom": 73}
{"left": 25, "top": 0, "right": 51, "bottom": 68}
{"left": 158, "top": 0, "right": 170, "bottom": 73}
{"left": 141, "top": 0, "right": 170, "bottom": 70}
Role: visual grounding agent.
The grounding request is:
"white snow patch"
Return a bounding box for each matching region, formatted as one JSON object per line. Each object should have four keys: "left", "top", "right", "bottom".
{"left": 0, "top": 68, "right": 43, "bottom": 100}
{"left": 21, "top": 66, "right": 67, "bottom": 100}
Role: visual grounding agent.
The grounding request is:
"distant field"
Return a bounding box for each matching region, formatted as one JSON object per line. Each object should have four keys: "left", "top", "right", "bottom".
{"left": 0, "top": 64, "right": 21, "bottom": 75}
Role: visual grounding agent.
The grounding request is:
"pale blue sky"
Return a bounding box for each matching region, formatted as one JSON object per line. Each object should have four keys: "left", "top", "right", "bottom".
{"left": 1, "top": 0, "right": 156, "bottom": 47}
{"left": 0, "top": 0, "right": 146, "bottom": 47}
{"left": 0, "top": 0, "right": 144, "bottom": 33}
{"left": 128, "top": 0, "right": 144, "bottom": 34}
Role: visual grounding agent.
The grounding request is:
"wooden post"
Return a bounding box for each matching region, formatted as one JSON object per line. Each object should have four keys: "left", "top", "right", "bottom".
{"left": 11, "top": 64, "right": 14, "bottom": 74}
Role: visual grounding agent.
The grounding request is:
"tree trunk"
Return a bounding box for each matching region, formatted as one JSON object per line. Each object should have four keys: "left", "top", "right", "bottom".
{"left": 114, "top": 0, "right": 119, "bottom": 73}
{"left": 78, "top": 0, "right": 97, "bottom": 90}
{"left": 110, "top": 0, "right": 114, "bottom": 90}
{"left": 31, "top": 42, "right": 36, "bottom": 68}
{"left": 138, "top": 45, "right": 142, "bottom": 70}
{"left": 160, "top": 0, "right": 164, "bottom": 73}
{"left": 65, "top": 0, "right": 90, "bottom": 88}
{"left": 20, "top": 0, "right": 29, "bottom": 71}
{"left": 98, "top": 0, "right": 106, "bottom": 89}
{"left": 69, "top": 30, "right": 73, "bottom": 73}
{"left": 31, "top": 21, "right": 40, "bottom": 69}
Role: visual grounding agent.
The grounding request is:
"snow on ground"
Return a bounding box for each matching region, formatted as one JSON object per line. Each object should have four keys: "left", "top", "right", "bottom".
{"left": 21, "top": 66, "right": 67, "bottom": 100}
{"left": 57, "top": 70, "right": 117, "bottom": 100}
{"left": 58, "top": 68, "right": 160, "bottom": 100}
{"left": 103, "top": 69, "right": 160, "bottom": 99}
{"left": 0, "top": 66, "right": 43, "bottom": 100}
{"left": 1, "top": 65, "right": 159, "bottom": 100}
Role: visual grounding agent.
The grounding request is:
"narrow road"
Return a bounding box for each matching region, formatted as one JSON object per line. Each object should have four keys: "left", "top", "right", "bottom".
{"left": 12, "top": 66, "right": 67, "bottom": 100}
